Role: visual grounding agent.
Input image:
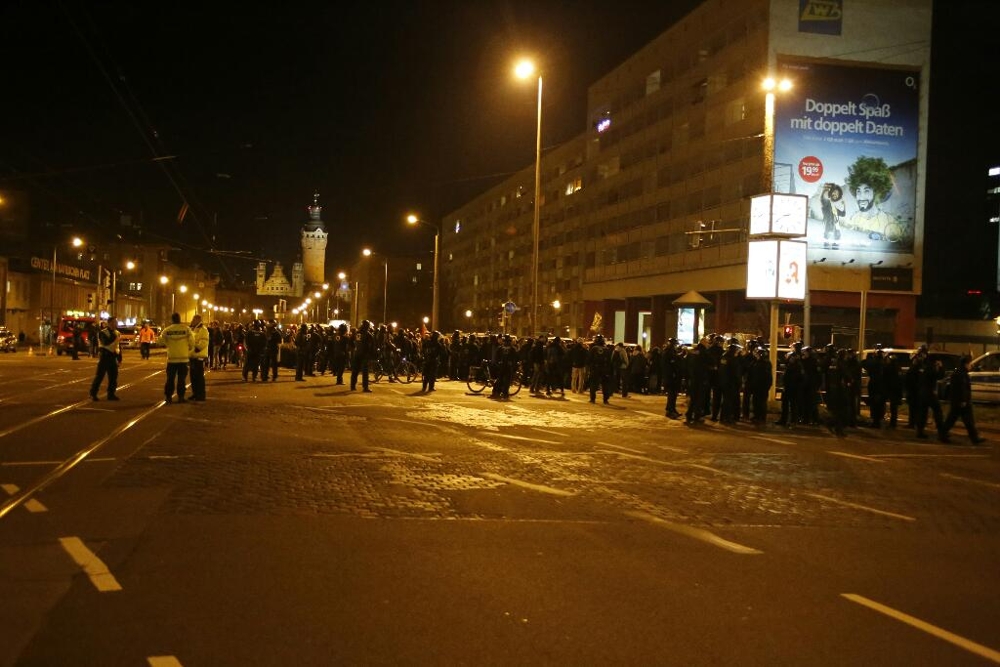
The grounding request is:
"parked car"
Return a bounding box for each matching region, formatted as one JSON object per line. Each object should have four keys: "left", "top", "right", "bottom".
{"left": 968, "top": 351, "right": 1000, "bottom": 403}
{"left": 0, "top": 327, "right": 17, "bottom": 352}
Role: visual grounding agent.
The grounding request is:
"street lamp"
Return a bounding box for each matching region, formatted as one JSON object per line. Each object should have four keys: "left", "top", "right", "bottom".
{"left": 50, "top": 236, "right": 84, "bottom": 334}
{"left": 362, "top": 248, "right": 388, "bottom": 324}
{"left": 515, "top": 58, "right": 543, "bottom": 337}
{"left": 762, "top": 75, "right": 793, "bottom": 400}
{"left": 406, "top": 213, "right": 440, "bottom": 332}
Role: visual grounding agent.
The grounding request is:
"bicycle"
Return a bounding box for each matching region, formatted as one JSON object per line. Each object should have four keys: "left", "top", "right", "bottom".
{"left": 467, "top": 362, "right": 522, "bottom": 396}
{"left": 394, "top": 357, "right": 420, "bottom": 384}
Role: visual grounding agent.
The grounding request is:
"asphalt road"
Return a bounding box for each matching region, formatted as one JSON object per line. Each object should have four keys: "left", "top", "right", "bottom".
{"left": 1, "top": 349, "right": 998, "bottom": 666}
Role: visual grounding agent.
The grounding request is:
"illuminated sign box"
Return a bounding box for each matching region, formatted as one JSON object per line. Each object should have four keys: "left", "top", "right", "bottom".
{"left": 749, "top": 193, "right": 809, "bottom": 237}
{"left": 746, "top": 239, "right": 807, "bottom": 301}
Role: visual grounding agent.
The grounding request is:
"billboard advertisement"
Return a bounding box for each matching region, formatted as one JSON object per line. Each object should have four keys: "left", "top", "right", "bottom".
{"left": 773, "top": 58, "right": 920, "bottom": 259}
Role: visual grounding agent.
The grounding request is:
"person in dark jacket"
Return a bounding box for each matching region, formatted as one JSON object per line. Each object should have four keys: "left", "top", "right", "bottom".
{"left": 864, "top": 346, "right": 886, "bottom": 427}
{"left": 422, "top": 331, "right": 442, "bottom": 392}
{"left": 545, "top": 336, "right": 566, "bottom": 396}
{"left": 661, "top": 338, "right": 682, "bottom": 419}
{"left": 244, "top": 320, "right": 267, "bottom": 382}
{"left": 89, "top": 316, "right": 121, "bottom": 401}
{"left": 331, "top": 323, "right": 350, "bottom": 385}
{"left": 587, "top": 336, "right": 613, "bottom": 404}
{"left": 747, "top": 346, "right": 772, "bottom": 424}
{"left": 939, "top": 355, "right": 985, "bottom": 445}
{"left": 907, "top": 347, "right": 945, "bottom": 439}
{"left": 685, "top": 338, "right": 710, "bottom": 424}
{"left": 262, "top": 320, "right": 281, "bottom": 381}
{"left": 351, "top": 320, "right": 375, "bottom": 392}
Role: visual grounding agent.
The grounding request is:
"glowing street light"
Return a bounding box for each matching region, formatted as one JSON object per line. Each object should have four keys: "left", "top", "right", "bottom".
{"left": 515, "top": 57, "right": 543, "bottom": 336}
{"left": 406, "top": 212, "right": 440, "bottom": 332}
{"left": 362, "top": 248, "right": 388, "bottom": 324}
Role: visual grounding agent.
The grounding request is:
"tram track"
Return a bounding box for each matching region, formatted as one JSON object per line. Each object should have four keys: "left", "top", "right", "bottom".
{"left": 0, "top": 367, "right": 167, "bottom": 520}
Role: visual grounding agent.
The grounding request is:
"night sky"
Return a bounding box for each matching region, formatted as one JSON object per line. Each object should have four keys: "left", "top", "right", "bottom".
{"left": 2, "top": 1, "right": 998, "bottom": 302}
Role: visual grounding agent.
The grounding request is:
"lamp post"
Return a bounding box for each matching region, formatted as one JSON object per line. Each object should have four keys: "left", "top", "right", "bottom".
{"left": 762, "top": 75, "right": 792, "bottom": 401}
{"left": 362, "top": 248, "right": 388, "bottom": 324}
{"left": 50, "top": 237, "right": 84, "bottom": 331}
{"left": 515, "top": 59, "right": 543, "bottom": 337}
{"left": 406, "top": 213, "right": 440, "bottom": 332}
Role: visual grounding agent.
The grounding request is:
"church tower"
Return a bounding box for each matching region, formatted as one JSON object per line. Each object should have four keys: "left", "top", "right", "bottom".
{"left": 300, "top": 192, "right": 328, "bottom": 286}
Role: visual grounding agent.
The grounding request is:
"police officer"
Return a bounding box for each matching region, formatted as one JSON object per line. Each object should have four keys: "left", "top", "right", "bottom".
{"left": 422, "top": 331, "right": 442, "bottom": 392}
{"left": 661, "top": 338, "right": 682, "bottom": 419}
{"left": 490, "top": 335, "right": 516, "bottom": 399}
{"left": 331, "top": 323, "right": 350, "bottom": 385}
{"left": 262, "top": 320, "right": 281, "bottom": 381}
{"left": 159, "top": 312, "right": 193, "bottom": 404}
{"left": 864, "top": 345, "right": 887, "bottom": 427}
{"left": 244, "top": 320, "right": 267, "bottom": 382}
{"left": 940, "top": 354, "right": 986, "bottom": 445}
{"left": 90, "top": 315, "right": 121, "bottom": 401}
{"left": 685, "top": 337, "right": 710, "bottom": 424}
{"left": 748, "top": 346, "right": 772, "bottom": 424}
{"left": 189, "top": 314, "right": 209, "bottom": 401}
{"left": 777, "top": 341, "right": 803, "bottom": 427}
{"left": 587, "top": 335, "right": 613, "bottom": 404}
{"left": 719, "top": 339, "right": 741, "bottom": 423}
{"left": 351, "top": 320, "right": 375, "bottom": 392}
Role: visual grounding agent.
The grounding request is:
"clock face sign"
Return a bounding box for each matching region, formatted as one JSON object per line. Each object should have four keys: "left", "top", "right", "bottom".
{"left": 749, "top": 194, "right": 807, "bottom": 237}
{"left": 750, "top": 196, "right": 772, "bottom": 235}
{"left": 771, "top": 194, "right": 808, "bottom": 236}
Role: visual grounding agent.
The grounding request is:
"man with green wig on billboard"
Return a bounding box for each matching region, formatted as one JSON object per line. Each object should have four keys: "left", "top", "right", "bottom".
{"left": 844, "top": 156, "right": 901, "bottom": 241}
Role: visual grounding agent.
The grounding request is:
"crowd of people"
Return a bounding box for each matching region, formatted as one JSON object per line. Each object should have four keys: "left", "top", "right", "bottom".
{"left": 81, "top": 315, "right": 986, "bottom": 445}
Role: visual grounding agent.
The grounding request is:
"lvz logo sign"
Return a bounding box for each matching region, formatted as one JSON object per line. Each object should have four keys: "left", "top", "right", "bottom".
{"left": 799, "top": 0, "right": 843, "bottom": 35}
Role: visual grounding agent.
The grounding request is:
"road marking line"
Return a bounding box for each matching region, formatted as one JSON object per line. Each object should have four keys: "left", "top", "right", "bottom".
{"left": 491, "top": 433, "right": 562, "bottom": 445}
{"left": 532, "top": 428, "right": 566, "bottom": 438}
{"left": 480, "top": 473, "right": 575, "bottom": 496}
{"left": 940, "top": 473, "right": 1000, "bottom": 490}
{"left": 371, "top": 447, "right": 440, "bottom": 462}
{"left": 1, "top": 484, "right": 48, "bottom": 512}
{"left": 58, "top": 536, "right": 122, "bottom": 592}
{"left": 828, "top": 451, "right": 886, "bottom": 463}
{"left": 805, "top": 493, "right": 915, "bottom": 522}
{"left": 842, "top": 593, "right": 1000, "bottom": 664}
{"left": 379, "top": 416, "right": 432, "bottom": 427}
{"left": 869, "top": 453, "right": 990, "bottom": 459}
{"left": 633, "top": 410, "right": 666, "bottom": 419}
{"left": 598, "top": 450, "right": 740, "bottom": 477}
{"left": 601, "top": 443, "right": 645, "bottom": 454}
{"left": 148, "top": 657, "right": 184, "bottom": 667}
{"left": 626, "top": 510, "right": 763, "bottom": 555}
{"left": 750, "top": 435, "right": 796, "bottom": 445}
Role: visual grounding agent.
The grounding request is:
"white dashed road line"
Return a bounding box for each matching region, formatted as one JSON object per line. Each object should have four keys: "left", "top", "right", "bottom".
{"left": 58, "top": 536, "right": 122, "bottom": 592}
{"left": 751, "top": 435, "right": 797, "bottom": 446}
{"left": 491, "top": 433, "right": 562, "bottom": 445}
{"left": 805, "top": 492, "right": 915, "bottom": 522}
{"left": 828, "top": 451, "right": 886, "bottom": 463}
{"left": 480, "top": 473, "right": 575, "bottom": 497}
{"left": 626, "top": 510, "right": 763, "bottom": 555}
{"left": 842, "top": 593, "right": 1000, "bottom": 664}
{"left": 940, "top": 472, "right": 1000, "bottom": 490}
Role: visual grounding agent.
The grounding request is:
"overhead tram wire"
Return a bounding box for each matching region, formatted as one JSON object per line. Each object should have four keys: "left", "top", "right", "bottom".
{"left": 59, "top": 2, "right": 235, "bottom": 281}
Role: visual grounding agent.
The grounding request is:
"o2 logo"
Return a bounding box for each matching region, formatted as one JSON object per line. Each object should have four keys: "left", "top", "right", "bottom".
{"left": 798, "top": 156, "right": 823, "bottom": 183}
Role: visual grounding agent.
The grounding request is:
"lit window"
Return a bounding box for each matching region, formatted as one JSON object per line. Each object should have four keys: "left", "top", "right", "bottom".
{"left": 646, "top": 70, "right": 661, "bottom": 95}
{"left": 416, "top": 263, "right": 422, "bottom": 271}
{"left": 564, "top": 178, "right": 582, "bottom": 195}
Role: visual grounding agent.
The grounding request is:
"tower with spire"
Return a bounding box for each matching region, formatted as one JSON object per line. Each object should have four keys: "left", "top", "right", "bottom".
{"left": 300, "top": 192, "right": 328, "bottom": 286}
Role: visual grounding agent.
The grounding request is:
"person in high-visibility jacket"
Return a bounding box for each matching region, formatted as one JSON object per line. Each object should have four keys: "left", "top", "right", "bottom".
{"left": 189, "top": 314, "right": 210, "bottom": 401}
{"left": 159, "top": 312, "right": 193, "bottom": 404}
{"left": 138, "top": 321, "right": 157, "bottom": 360}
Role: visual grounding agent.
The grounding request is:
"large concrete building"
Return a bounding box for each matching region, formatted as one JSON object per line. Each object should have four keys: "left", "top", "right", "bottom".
{"left": 441, "top": 0, "right": 932, "bottom": 348}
